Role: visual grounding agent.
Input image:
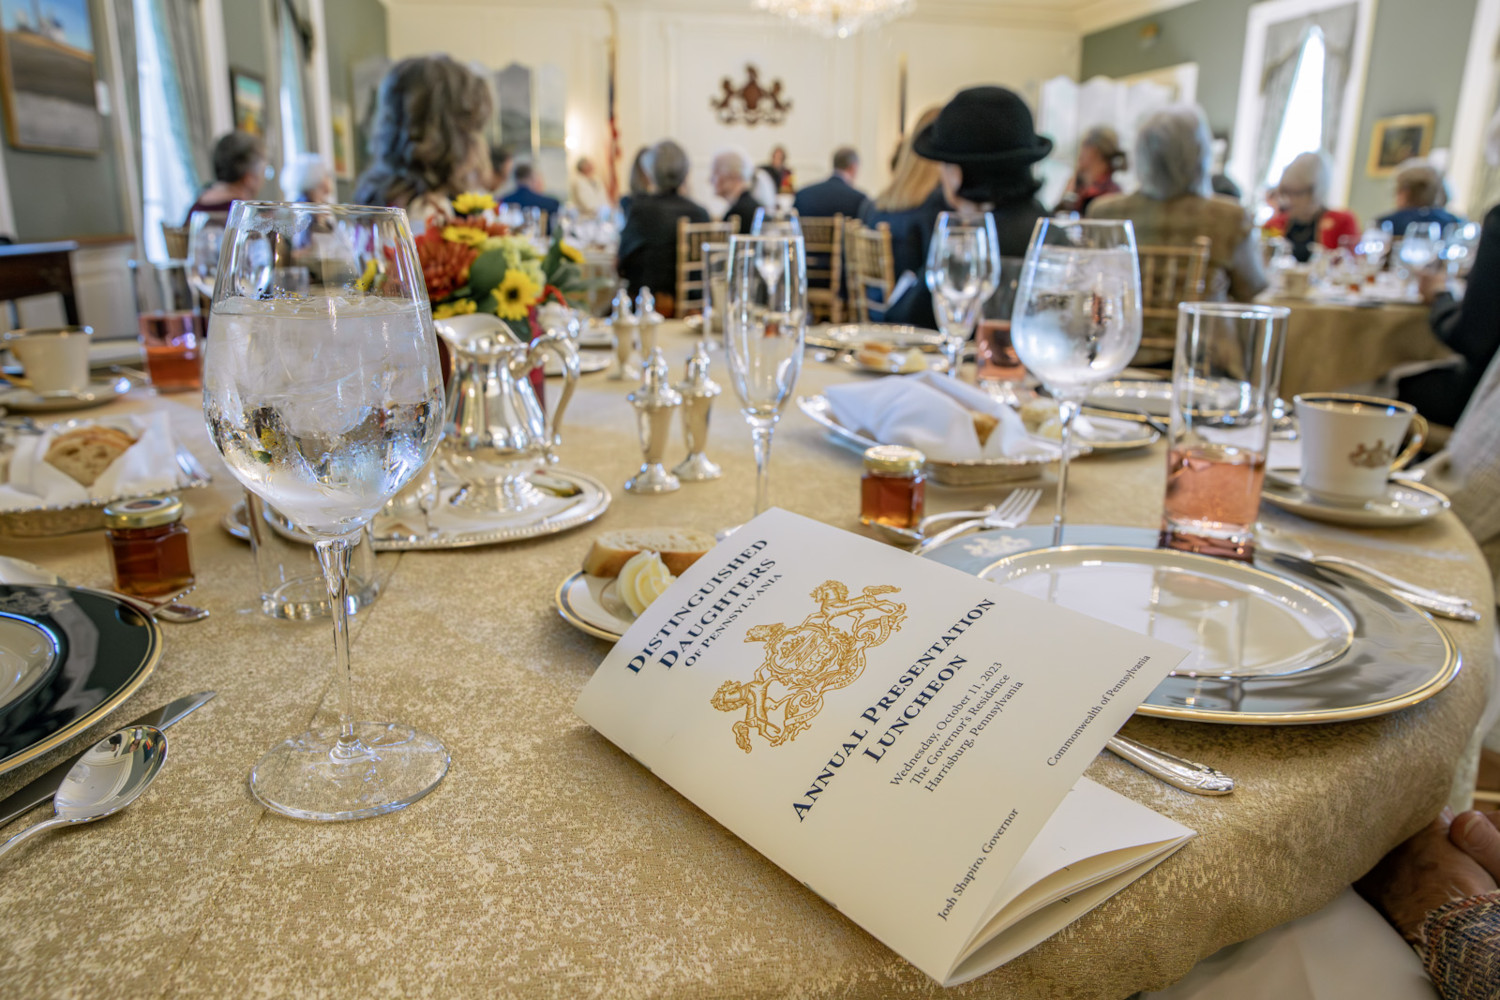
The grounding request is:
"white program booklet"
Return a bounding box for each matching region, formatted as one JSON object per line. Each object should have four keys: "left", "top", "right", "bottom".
{"left": 574, "top": 509, "right": 1196, "bottom": 986}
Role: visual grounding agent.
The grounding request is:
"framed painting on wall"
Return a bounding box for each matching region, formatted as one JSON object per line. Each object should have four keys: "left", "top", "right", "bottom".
{"left": 331, "top": 99, "right": 354, "bottom": 180}
{"left": 231, "top": 68, "right": 266, "bottom": 137}
{"left": 0, "top": 0, "right": 102, "bottom": 154}
{"left": 1368, "top": 114, "right": 1435, "bottom": 177}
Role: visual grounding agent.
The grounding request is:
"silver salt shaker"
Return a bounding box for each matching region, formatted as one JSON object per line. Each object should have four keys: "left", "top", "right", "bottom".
{"left": 673, "top": 342, "right": 722, "bottom": 482}
{"left": 636, "top": 286, "right": 664, "bottom": 361}
{"left": 608, "top": 282, "right": 637, "bottom": 381}
{"left": 625, "top": 348, "right": 682, "bottom": 494}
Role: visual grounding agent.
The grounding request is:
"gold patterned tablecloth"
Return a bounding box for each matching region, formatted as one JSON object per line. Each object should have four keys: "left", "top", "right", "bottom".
{"left": 1262, "top": 296, "right": 1455, "bottom": 399}
{"left": 0, "top": 323, "right": 1492, "bottom": 1000}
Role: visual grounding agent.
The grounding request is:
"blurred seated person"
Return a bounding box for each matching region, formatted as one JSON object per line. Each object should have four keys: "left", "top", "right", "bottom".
{"left": 1400, "top": 202, "right": 1500, "bottom": 425}
{"left": 1088, "top": 104, "right": 1268, "bottom": 305}
{"left": 858, "top": 106, "right": 947, "bottom": 321}
{"left": 1267, "top": 152, "right": 1360, "bottom": 262}
{"left": 710, "top": 148, "right": 761, "bottom": 233}
{"left": 502, "top": 164, "right": 562, "bottom": 230}
{"left": 486, "top": 145, "right": 514, "bottom": 195}
{"left": 1055, "top": 125, "right": 1124, "bottom": 216}
{"left": 620, "top": 147, "right": 653, "bottom": 221}
{"left": 760, "top": 145, "right": 792, "bottom": 195}
{"left": 1379, "top": 160, "right": 1461, "bottom": 233}
{"left": 353, "top": 55, "right": 491, "bottom": 227}
{"left": 570, "top": 157, "right": 609, "bottom": 216}
{"left": 184, "top": 131, "right": 264, "bottom": 222}
{"left": 617, "top": 140, "right": 709, "bottom": 313}
{"left": 286, "top": 153, "right": 334, "bottom": 204}
{"left": 794, "top": 147, "right": 868, "bottom": 219}
{"left": 888, "top": 87, "right": 1051, "bottom": 330}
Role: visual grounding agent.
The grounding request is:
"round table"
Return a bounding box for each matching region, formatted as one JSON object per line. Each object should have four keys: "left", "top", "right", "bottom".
{"left": 1260, "top": 294, "right": 1455, "bottom": 399}
{"left": 0, "top": 323, "right": 1491, "bottom": 999}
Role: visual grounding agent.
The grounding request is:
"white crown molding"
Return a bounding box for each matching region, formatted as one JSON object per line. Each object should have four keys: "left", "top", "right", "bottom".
{"left": 1072, "top": 0, "right": 1199, "bottom": 35}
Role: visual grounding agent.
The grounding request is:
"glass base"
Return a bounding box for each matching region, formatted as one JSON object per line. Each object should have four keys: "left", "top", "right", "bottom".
{"left": 261, "top": 573, "right": 380, "bottom": 620}
{"left": 249, "top": 721, "right": 449, "bottom": 822}
{"left": 1159, "top": 523, "right": 1256, "bottom": 562}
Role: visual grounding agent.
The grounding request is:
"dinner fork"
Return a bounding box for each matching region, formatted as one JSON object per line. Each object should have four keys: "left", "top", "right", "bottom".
{"left": 916, "top": 488, "right": 1043, "bottom": 555}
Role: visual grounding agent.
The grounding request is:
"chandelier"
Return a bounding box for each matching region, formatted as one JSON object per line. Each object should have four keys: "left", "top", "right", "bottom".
{"left": 753, "top": 0, "right": 914, "bottom": 39}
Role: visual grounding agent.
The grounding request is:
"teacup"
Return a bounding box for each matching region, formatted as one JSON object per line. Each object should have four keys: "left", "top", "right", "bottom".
{"left": 1294, "top": 393, "right": 1426, "bottom": 505}
{"left": 4, "top": 327, "right": 92, "bottom": 395}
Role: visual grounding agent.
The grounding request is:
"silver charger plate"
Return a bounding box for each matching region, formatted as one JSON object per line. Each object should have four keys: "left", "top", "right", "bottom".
{"left": 0, "top": 376, "right": 130, "bottom": 413}
{"left": 555, "top": 571, "right": 634, "bottom": 641}
{"left": 924, "top": 524, "right": 1460, "bottom": 725}
{"left": 224, "top": 467, "right": 611, "bottom": 551}
{"left": 542, "top": 353, "right": 611, "bottom": 377}
{"left": 796, "top": 393, "right": 1086, "bottom": 487}
{"left": 805, "top": 323, "right": 945, "bottom": 352}
{"left": 1261, "top": 470, "right": 1451, "bottom": 527}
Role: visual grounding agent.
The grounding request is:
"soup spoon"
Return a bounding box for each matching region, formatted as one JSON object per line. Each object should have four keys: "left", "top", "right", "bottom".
{"left": 0, "top": 726, "right": 167, "bottom": 860}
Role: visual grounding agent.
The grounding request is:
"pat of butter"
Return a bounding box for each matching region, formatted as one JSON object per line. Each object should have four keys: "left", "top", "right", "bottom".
{"left": 618, "top": 550, "right": 676, "bottom": 616}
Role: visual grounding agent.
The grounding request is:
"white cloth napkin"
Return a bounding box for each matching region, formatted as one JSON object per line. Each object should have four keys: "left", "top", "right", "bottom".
{"left": 0, "top": 412, "right": 182, "bottom": 510}
{"left": 823, "top": 371, "right": 1062, "bottom": 462}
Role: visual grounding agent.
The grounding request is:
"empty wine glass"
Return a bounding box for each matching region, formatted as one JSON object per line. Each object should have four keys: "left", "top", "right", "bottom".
{"left": 926, "top": 212, "right": 1000, "bottom": 378}
{"left": 203, "top": 202, "right": 448, "bottom": 822}
{"left": 723, "top": 234, "right": 807, "bottom": 518}
{"left": 1400, "top": 222, "right": 1441, "bottom": 272}
{"left": 186, "top": 210, "right": 226, "bottom": 302}
{"left": 1011, "top": 218, "right": 1143, "bottom": 546}
{"left": 1355, "top": 225, "right": 1390, "bottom": 285}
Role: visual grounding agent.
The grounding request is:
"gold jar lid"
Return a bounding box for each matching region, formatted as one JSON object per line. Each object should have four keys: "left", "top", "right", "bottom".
{"left": 103, "top": 496, "right": 183, "bottom": 530}
{"left": 863, "top": 445, "right": 924, "bottom": 475}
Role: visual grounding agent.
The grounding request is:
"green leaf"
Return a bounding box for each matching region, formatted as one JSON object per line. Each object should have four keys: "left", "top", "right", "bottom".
{"left": 467, "top": 249, "right": 509, "bottom": 297}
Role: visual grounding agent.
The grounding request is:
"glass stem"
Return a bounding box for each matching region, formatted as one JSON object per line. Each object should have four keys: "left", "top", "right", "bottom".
{"left": 1051, "top": 398, "right": 1081, "bottom": 547}
{"left": 314, "top": 535, "right": 362, "bottom": 757}
{"left": 750, "top": 419, "right": 777, "bottom": 516}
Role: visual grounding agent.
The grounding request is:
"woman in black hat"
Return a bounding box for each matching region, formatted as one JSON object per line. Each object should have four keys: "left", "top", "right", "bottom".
{"left": 884, "top": 86, "right": 1052, "bottom": 330}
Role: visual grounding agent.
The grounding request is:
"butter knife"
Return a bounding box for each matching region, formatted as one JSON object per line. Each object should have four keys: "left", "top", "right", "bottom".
{"left": 0, "top": 691, "right": 216, "bottom": 827}
{"left": 1107, "top": 734, "right": 1235, "bottom": 795}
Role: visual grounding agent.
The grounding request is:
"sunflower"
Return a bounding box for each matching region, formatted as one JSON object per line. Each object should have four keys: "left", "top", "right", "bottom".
{"left": 442, "top": 225, "right": 490, "bottom": 247}
{"left": 452, "top": 192, "right": 496, "bottom": 216}
{"left": 558, "top": 241, "right": 585, "bottom": 265}
{"left": 433, "top": 298, "right": 477, "bottom": 320}
{"left": 355, "top": 258, "right": 380, "bottom": 292}
{"left": 494, "top": 271, "right": 542, "bottom": 321}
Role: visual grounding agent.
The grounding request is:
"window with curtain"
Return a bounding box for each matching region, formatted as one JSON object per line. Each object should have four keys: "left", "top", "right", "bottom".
{"left": 277, "top": 0, "right": 314, "bottom": 195}
{"left": 1262, "top": 27, "right": 1327, "bottom": 195}
{"left": 134, "top": 0, "right": 203, "bottom": 261}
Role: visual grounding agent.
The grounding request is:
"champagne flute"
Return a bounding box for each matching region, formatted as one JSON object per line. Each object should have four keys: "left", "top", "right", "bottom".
{"left": 925, "top": 212, "right": 1000, "bottom": 378}
{"left": 723, "top": 234, "right": 807, "bottom": 518}
{"left": 203, "top": 202, "right": 449, "bottom": 822}
{"left": 750, "top": 207, "right": 801, "bottom": 293}
{"left": 1011, "top": 218, "right": 1143, "bottom": 546}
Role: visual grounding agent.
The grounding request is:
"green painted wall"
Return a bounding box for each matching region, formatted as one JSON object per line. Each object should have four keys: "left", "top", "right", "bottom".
{"left": 0, "top": 0, "right": 127, "bottom": 241}
{"left": 1080, "top": 0, "right": 1255, "bottom": 140}
{"left": 325, "top": 0, "right": 388, "bottom": 202}
{"left": 224, "top": 0, "right": 270, "bottom": 82}
{"left": 1081, "top": 0, "right": 1482, "bottom": 224}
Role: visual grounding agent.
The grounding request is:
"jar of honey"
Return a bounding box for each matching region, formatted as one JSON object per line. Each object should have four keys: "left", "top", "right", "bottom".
{"left": 103, "top": 496, "right": 195, "bottom": 599}
{"left": 860, "top": 445, "right": 926, "bottom": 529}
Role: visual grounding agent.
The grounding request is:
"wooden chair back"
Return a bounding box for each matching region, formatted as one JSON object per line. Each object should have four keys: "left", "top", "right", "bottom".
{"left": 1137, "top": 237, "right": 1211, "bottom": 361}
{"left": 160, "top": 223, "right": 189, "bottom": 261}
{"left": 676, "top": 218, "right": 737, "bottom": 317}
{"left": 844, "top": 221, "right": 894, "bottom": 323}
{"left": 798, "top": 214, "right": 845, "bottom": 324}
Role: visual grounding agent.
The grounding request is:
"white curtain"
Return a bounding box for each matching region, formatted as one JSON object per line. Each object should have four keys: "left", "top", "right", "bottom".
{"left": 1253, "top": 3, "right": 1360, "bottom": 193}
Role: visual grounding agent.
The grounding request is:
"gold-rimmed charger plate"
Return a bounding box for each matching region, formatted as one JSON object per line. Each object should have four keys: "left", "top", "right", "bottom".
{"left": 923, "top": 525, "right": 1460, "bottom": 725}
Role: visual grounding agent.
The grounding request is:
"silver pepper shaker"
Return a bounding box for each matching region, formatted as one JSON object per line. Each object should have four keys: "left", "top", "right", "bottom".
{"left": 608, "top": 282, "right": 637, "bottom": 381}
{"left": 636, "top": 286, "right": 664, "bottom": 360}
{"left": 625, "top": 347, "right": 682, "bottom": 494}
{"left": 672, "top": 342, "right": 722, "bottom": 482}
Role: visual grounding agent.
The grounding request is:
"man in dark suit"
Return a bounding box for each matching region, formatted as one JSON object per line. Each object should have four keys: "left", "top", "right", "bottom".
{"left": 793, "top": 147, "right": 868, "bottom": 220}
{"left": 618, "top": 140, "right": 709, "bottom": 314}
{"left": 501, "top": 163, "right": 562, "bottom": 232}
{"left": 710, "top": 148, "right": 762, "bottom": 233}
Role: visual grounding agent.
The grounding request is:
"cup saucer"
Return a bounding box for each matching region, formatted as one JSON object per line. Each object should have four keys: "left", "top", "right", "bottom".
{"left": 0, "top": 377, "right": 129, "bottom": 413}
{"left": 1262, "top": 469, "right": 1450, "bottom": 527}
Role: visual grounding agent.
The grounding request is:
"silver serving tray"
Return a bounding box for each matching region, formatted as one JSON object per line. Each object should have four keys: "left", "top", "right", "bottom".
{"left": 796, "top": 393, "right": 1079, "bottom": 486}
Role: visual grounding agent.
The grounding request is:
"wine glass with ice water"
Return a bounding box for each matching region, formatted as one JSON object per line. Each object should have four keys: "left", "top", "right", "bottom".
{"left": 926, "top": 212, "right": 1000, "bottom": 378}
{"left": 724, "top": 234, "right": 806, "bottom": 518}
{"left": 1011, "top": 218, "right": 1143, "bottom": 545}
{"left": 203, "top": 202, "right": 448, "bottom": 822}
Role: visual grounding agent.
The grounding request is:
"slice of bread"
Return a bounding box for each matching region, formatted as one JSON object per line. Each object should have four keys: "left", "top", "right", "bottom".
{"left": 43, "top": 425, "right": 138, "bottom": 487}
{"left": 583, "top": 527, "right": 717, "bottom": 578}
{"left": 971, "top": 410, "right": 999, "bottom": 447}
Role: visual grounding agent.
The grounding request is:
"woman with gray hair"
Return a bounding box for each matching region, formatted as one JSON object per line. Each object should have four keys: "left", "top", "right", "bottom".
{"left": 1267, "top": 150, "right": 1360, "bottom": 262}
{"left": 353, "top": 55, "right": 492, "bottom": 228}
{"left": 617, "top": 139, "right": 710, "bottom": 313}
{"left": 1088, "top": 103, "right": 1267, "bottom": 304}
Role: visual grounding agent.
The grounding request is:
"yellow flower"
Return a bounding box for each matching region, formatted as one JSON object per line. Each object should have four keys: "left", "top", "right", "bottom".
{"left": 452, "top": 192, "right": 496, "bottom": 216}
{"left": 355, "top": 258, "right": 380, "bottom": 291}
{"left": 433, "top": 299, "right": 477, "bottom": 320}
{"left": 558, "top": 241, "right": 585, "bottom": 265}
{"left": 442, "top": 225, "right": 489, "bottom": 247}
{"left": 494, "top": 271, "right": 541, "bottom": 321}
